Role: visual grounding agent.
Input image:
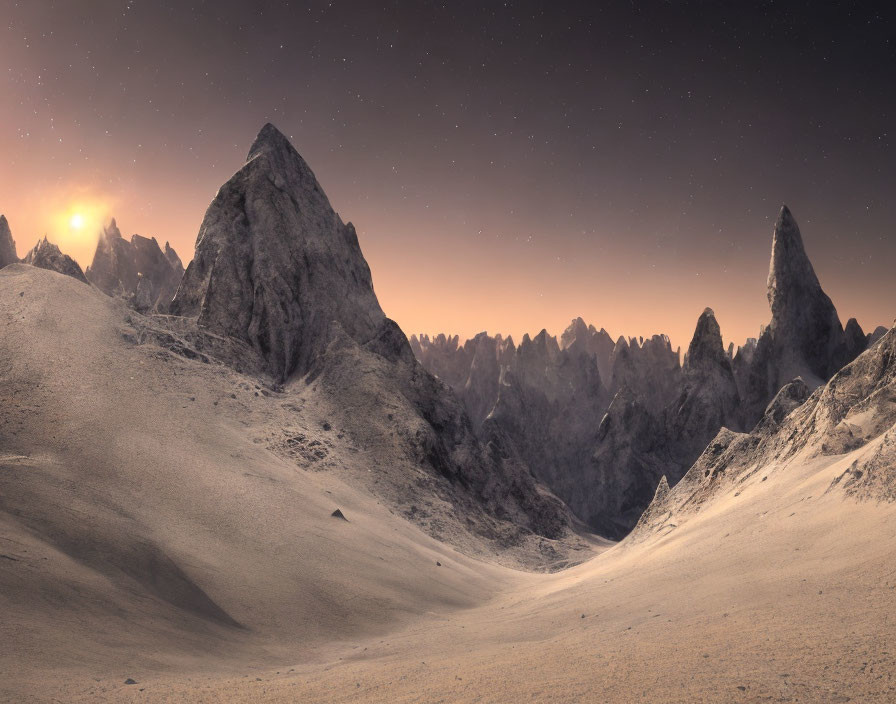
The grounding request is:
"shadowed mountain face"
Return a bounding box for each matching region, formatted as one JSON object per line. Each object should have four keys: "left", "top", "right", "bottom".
{"left": 766, "top": 205, "right": 847, "bottom": 379}
{"left": 86, "top": 220, "right": 184, "bottom": 312}
{"left": 0, "top": 215, "right": 18, "bottom": 269}
{"left": 585, "top": 308, "right": 743, "bottom": 537}
{"left": 171, "top": 123, "right": 386, "bottom": 382}
{"left": 411, "top": 310, "right": 745, "bottom": 537}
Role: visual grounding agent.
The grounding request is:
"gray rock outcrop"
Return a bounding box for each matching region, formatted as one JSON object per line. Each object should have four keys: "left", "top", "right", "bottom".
{"left": 164, "top": 241, "right": 184, "bottom": 276}
{"left": 23, "top": 237, "right": 88, "bottom": 283}
{"left": 765, "top": 205, "right": 848, "bottom": 381}
{"left": 484, "top": 329, "right": 609, "bottom": 521}
{"left": 752, "top": 376, "right": 811, "bottom": 434}
{"left": 86, "top": 219, "right": 137, "bottom": 294}
{"left": 560, "top": 317, "right": 615, "bottom": 385}
{"left": 0, "top": 215, "right": 18, "bottom": 269}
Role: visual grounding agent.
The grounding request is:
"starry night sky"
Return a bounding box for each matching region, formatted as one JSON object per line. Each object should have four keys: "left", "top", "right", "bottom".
{"left": 2, "top": 1, "right": 894, "bottom": 349}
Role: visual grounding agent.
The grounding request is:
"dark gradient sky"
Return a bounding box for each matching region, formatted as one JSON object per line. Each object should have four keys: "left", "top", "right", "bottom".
{"left": 2, "top": 1, "right": 894, "bottom": 350}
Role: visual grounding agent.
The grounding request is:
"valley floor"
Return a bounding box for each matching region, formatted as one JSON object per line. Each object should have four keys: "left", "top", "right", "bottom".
{"left": 17, "top": 451, "right": 896, "bottom": 704}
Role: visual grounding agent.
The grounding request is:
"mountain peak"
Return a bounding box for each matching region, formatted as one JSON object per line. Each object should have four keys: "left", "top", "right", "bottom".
{"left": 171, "top": 124, "right": 385, "bottom": 381}
{"left": 767, "top": 205, "right": 822, "bottom": 314}
{"left": 684, "top": 307, "right": 730, "bottom": 373}
{"left": 0, "top": 214, "right": 17, "bottom": 268}
{"left": 763, "top": 205, "right": 846, "bottom": 383}
{"left": 247, "top": 122, "right": 295, "bottom": 160}
{"left": 102, "top": 218, "right": 123, "bottom": 243}
{"left": 737, "top": 206, "right": 851, "bottom": 424}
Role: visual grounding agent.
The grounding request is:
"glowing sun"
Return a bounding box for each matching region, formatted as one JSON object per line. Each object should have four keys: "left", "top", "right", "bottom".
{"left": 69, "top": 213, "right": 85, "bottom": 230}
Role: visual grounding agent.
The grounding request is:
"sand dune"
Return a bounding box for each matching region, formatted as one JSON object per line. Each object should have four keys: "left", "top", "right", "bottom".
{"left": 44, "top": 439, "right": 896, "bottom": 703}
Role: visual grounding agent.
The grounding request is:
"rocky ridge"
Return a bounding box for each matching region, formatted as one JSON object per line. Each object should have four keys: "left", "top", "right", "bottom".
{"left": 413, "top": 206, "right": 878, "bottom": 538}
{"left": 634, "top": 321, "right": 896, "bottom": 540}
{"left": 23, "top": 237, "right": 88, "bottom": 283}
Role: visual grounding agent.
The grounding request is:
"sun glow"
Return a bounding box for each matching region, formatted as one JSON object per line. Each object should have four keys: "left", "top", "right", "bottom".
{"left": 44, "top": 197, "right": 116, "bottom": 267}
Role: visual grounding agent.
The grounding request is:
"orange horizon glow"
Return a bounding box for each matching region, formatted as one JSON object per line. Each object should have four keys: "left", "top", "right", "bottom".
{"left": 2, "top": 193, "right": 889, "bottom": 357}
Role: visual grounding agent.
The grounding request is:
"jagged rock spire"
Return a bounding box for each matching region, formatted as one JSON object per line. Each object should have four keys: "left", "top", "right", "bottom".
{"left": 767, "top": 205, "right": 824, "bottom": 314}
{"left": 735, "top": 205, "right": 853, "bottom": 427}
{"left": 163, "top": 241, "right": 184, "bottom": 275}
{"left": 764, "top": 205, "right": 848, "bottom": 385}
{"left": 86, "top": 218, "right": 184, "bottom": 311}
{"left": 684, "top": 308, "right": 730, "bottom": 373}
{"left": 171, "top": 123, "right": 386, "bottom": 381}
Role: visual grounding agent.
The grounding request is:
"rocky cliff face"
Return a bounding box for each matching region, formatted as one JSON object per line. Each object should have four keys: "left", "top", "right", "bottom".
{"left": 409, "top": 332, "right": 517, "bottom": 426}
{"left": 581, "top": 308, "right": 744, "bottom": 537}
{"left": 844, "top": 317, "right": 868, "bottom": 359}
{"left": 609, "top": 333, "right": 681, "bottom": 401}
{"left": 560, "top": 317, "right": 615, "bottom": 385}
{"left": 130, "top": 234, "right": 183, "bottom": 311}
{"left": 164, "top": 241, "right": 184, "bottom": 276}
{"left": 409, "top": 334, "right": 472, "bottom": 390}
{"left": 166, "top": 123, "right": 575, "bottom": 550}
{"left": 463, "top": 332, "right": 505, "bottom": 426}
{"left": 411, "top": 313, "right": 729, "bottom": 538}
{"left": 86, "top": 220, "right": 137, "bottom": 294}
{"left": 0, "top": 215, "right": 18, "bottom": 269}
{"left": 670, "top": 308, "right": 742, "bottom": 460}
{"left": 171, "top": 123, "right": 386, "bottom": 382}
{"left": 765, "top": 206, "right": 847, "bottom": 380}
{"left": 23, "top": 237, "right": 88, "bottom": 283}
{"left": 484, "top": 330, "right": 609, "bottom": 521}
{"left": 86, "top": 220, "right": 183, "bottom": 312}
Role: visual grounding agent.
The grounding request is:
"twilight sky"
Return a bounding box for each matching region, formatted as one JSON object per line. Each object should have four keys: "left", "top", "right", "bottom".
{"left": 2, "top": 0, "right": 894, "bottom": 350}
